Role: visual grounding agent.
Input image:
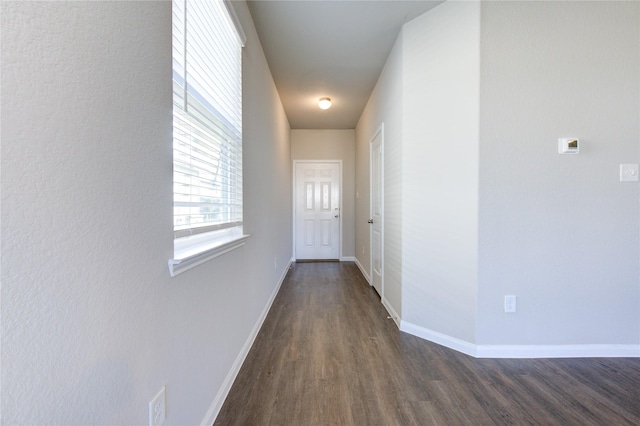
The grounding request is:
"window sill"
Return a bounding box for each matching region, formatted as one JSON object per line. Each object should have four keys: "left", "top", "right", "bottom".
{"left": 168, "top": 233, "right": 250, "bottom": 277}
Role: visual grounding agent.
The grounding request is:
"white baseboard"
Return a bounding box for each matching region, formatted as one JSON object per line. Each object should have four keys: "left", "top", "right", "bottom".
{"left": 353, "top": 257, "right": 371, "bottom": 284}
{"left": 400, "top": 320, "right": 640, "bottom": 359}
{"left": 201, "top": 257, "right": 294, "bottom": 426}
{"left": 382, "top": 298, "right": 401, "bottom": 328}
{"left": 340, "top": 256, "right": 356, "bottom": 262}
{"left": 475, "top": 344, "right": 640, "bottom": 358}
{"left": 400, "top": 320, "right": 477, "bottom": 357}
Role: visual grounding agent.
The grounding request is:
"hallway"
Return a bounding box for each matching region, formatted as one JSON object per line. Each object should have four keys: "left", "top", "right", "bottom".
{"left": 215, "top": 262, "right": 640, "bottom": 425}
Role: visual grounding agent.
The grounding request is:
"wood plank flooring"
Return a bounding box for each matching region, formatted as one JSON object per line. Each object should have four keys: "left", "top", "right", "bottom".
{"left": 215, "top": 262, "right": 640, "bottom": 425}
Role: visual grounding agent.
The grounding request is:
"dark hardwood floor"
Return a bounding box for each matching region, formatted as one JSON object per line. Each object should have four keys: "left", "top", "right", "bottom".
{"left": 215, "top": 262, "right": 640, "bottom": 425}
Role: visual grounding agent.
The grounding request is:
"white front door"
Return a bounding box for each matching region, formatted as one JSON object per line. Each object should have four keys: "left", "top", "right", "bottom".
{"left": 294, "top": 162, "right": 341, "bottom": 260}
{"left": 370, "top": 126, "right": 384, "bottom": 295}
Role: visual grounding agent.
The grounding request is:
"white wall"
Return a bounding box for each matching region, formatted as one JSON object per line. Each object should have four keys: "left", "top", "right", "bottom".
{"left": 1, "top": 1, "right": 292, "bottom": 424}
{"left": 478, "top": 1, "right": 640, "bottom": 346}
{"left": 291, "top": 129, "right": 355, "bottom": 258}
{"left": 401, "top": 0, "right": 480, "bottom": 343}
{"left": 356, "top": 0, "right": 639, "bottom": 355}
{"left": 355, "top": 33, "right": 404, "bottom": 316}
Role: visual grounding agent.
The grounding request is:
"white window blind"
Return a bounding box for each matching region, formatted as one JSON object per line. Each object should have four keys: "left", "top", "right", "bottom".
{"left": 172, "top": 0, "right": 243, "bottom": 240}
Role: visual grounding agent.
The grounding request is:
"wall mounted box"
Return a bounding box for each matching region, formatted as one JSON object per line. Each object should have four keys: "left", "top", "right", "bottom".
{"left": 558, "top": 138, "right": 579, "bottom": 154}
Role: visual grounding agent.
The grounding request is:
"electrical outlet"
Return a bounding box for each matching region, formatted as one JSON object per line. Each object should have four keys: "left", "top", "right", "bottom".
{"left": 362, "top": 245, "right": 365, "bottom": 255}
{"left": 274, "top": 257, "right": 277, "bottom": 269}
{"left": 149, "top": 387, "right": 166, "bottom": 426}
{"left": 504, "top": 295, "right": 517, "bottom": 313}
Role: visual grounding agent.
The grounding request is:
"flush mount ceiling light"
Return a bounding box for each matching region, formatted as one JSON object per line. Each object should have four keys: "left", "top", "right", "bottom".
{"left": 318, "top": 97, "right": 332, "bottom": 110}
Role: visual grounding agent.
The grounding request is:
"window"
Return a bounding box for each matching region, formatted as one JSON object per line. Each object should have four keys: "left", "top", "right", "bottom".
{"left": 169, "top": 0, "right": 248, "bottom": 277}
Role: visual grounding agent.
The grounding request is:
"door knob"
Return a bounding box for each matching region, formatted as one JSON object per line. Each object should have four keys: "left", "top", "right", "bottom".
{"left": 368, "top": 219, "right": 374, "bottom": 224}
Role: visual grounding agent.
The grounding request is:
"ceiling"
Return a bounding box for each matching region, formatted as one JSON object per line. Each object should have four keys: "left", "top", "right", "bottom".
{"left": 246, "top": 0, "right": 444, "bottom": 129}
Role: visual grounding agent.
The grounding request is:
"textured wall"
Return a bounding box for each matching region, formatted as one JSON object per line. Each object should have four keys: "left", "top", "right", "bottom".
{"left": 1, "top": 1, "right": 291, "bottom": 424}
{"left": 355, "top": 33, "right": 404, "bottom": 316}
{"left": 356, "top": 0, "right": 639, "bottom": 351}
{"left": 478, "top": 0, "right": 640, "bottom": 345}
{"left": 401, "top": 0, "right": 480, "bottom": 343}
{"left": 291, "top": 129, "right": 356, "bottom": 258}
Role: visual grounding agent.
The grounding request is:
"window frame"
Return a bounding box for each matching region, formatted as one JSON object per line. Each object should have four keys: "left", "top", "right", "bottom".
{"left": 168, "top": 0, "right": 248, "bottom": 277}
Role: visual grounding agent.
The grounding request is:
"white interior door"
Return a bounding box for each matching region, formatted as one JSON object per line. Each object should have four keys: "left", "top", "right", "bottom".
{"left": 295, "top": 162, "right": 341, "bottom": 260}
{"left": 370, "top": 127, "right": 383, "bottom": 295}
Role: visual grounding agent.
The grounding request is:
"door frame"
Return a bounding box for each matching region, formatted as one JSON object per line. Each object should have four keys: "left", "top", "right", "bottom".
{"left": 292, "top": 160, "right": 343, "bottom": 261}
{"left": 370, "top": 124, "right": 384, "bottom": 296}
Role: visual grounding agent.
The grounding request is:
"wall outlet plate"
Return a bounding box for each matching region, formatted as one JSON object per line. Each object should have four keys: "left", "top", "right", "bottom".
{"left": 620, "top": 164, "right": 639, "bottom": 182}
{"left": 149, "top": 386, "right": 166, "bottom": 426}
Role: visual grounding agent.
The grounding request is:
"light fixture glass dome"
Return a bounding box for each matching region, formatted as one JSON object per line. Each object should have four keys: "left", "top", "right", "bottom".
{"left": 318, "top": 97, "right": 332, "bottom": 110}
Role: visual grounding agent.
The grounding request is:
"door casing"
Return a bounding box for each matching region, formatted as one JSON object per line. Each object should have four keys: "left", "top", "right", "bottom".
{"left": 293, "top": 160, "right": 343, "bottom": 260}
{"left": 370, "top": 124, "right": 384, "bottom": 296}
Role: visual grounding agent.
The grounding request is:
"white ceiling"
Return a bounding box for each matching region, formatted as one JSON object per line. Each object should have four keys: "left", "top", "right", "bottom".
{"left": 246, "top": 0, "right": 444, "bottom": 129}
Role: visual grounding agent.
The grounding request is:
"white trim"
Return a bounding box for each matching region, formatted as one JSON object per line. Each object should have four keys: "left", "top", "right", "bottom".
{"left": 168, "top": 234, "right": 250, "bottom": 277}
{"left": 340, "top": 256, "right": 355, "bottom": 262}
{"left": 382, "top": 298, "right": 400, "bottom": 328}
{"left": 201, "top": 257, "right": 294, "bottom": 426}
{"left": 475, "top": 344, "right": 640, "bottom": 359}
{"left": 400, "top": 320, "right": 640, "bottom": 359}
{"left": 369, "top": 124, "right": 384, "bottom": 298}
{"left": 354, "top": 257, "right": 371, "bottom": 284}
{"left": 339, "top": 161, "right": 343, "bottom": 261}
{"left": 400, "top": 320, "right": 477, "bottom": 357}
{"left": 223, "top": 0, "right": 247, "bottom": 47}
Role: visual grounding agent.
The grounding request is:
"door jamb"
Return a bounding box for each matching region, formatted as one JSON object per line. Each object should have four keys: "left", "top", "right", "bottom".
{"left": 369, "top": 124, "right": 384, "bottom": 296}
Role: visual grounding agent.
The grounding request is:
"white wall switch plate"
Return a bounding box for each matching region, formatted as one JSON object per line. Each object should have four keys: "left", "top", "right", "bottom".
{"left": 504, "top": 295, "right": 517, "bottom": 313}
{"left": 149, "top": 386, "right": 166, "bottom": 426}
{"left": 620, "top": 164, "right": 639, "bottom": 182}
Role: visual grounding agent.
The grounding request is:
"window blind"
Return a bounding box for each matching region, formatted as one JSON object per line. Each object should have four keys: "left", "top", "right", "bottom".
{"left": 172, "top": 0, "right": 243, "bottom": 239}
